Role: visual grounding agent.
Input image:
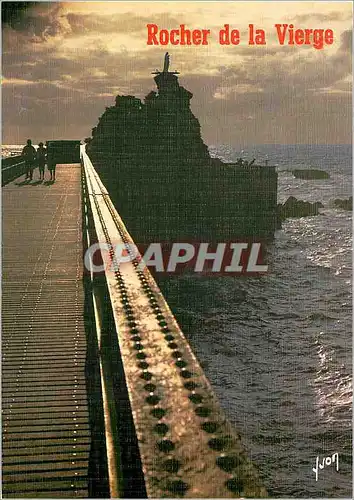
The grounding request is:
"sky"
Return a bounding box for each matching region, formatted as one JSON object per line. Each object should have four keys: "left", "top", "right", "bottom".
{"left": 2, "top": 1, "right": 352, "bottom": 146}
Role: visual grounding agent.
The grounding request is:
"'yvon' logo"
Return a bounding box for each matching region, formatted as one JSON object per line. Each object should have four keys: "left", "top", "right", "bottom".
{"left": 84, "top": 241, "right": 269, "bottom": 276}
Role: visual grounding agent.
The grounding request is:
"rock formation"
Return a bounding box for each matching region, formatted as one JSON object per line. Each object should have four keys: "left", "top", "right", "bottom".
{"left": 332, "top": 196, "right": 352, "bottom": 211}
{"left": 87, "top": 59, "right": 209, "bottom": 165}
{"left": 86, "top": 54, "right": 278, "bottom": 242}
{"left": 278, "top": 196, "right": 324, "bottom": 221}
{"left": 292, "top": 169, "right": 330, "bottom": 180}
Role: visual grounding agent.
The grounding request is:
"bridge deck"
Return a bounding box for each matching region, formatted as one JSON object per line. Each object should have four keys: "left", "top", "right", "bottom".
{"left": 2, "top": 166, "right": 91, "bottom": 498}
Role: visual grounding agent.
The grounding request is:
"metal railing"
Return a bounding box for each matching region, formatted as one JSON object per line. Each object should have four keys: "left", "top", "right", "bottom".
{"left": 1, "top": 156, "right": 26, "bottom": 185}
{"left": 81, "top": 147, "right": 267, "bottom": 498}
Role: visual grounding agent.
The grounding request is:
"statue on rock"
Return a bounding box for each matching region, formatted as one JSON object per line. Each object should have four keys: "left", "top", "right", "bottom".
{"left": 87, "top": 53, "right": 209, "bottom": 164}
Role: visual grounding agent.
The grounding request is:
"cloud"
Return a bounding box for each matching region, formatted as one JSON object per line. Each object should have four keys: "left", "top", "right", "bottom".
{"left": 2, "top": 3, "right": 72, "bottom": 40}
{"left": 291, "top": 11, "right": 353, "bottom": 23}
{"left": 1, "top": 1, "right": 38, "bottom": 26}
{"left": 212, "top": 28, "right": 351, "bottom": 101}
{"left": 338, "top": 28, "right": 352, "bottom": 52}
{"left": 2, "top": 77, "right": 37, "bottom": 86}
{"left": 66, "top": 12, "right": 185, "bottom": 36}
{"left": 3, "top": 4, "right": 184, "bottom": 42}
{"left": 2, "top": 2, "right": 352, "bottom": 145}
{"left": 180, "top": 26, "right": 351, "bottom": 145}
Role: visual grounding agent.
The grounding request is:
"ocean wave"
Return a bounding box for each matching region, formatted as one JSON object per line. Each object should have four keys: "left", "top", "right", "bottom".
{"left": 158, "top": 144, "right": 352, "bottom": 498}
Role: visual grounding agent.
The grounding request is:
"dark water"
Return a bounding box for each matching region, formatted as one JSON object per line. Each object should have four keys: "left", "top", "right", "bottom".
{"left": 158, "top": 144, "right": 352, "bottom": 497}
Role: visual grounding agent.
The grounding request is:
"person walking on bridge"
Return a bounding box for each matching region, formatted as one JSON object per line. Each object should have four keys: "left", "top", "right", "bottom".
{"left": 21, "top": 139, "right": 36, "bottom": 181}
{"left": 37, "top": 142, "right": 46, "bottom": 181}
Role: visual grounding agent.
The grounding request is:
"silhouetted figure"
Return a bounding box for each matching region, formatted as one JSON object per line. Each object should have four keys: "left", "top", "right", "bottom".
{"left": 47, "top": 148, "right": 56, "bottom": 181}
{"left": 37, "top": 142, "right": 46, "bottom": 180}
{"left": 21, "top": 139, "right": 36, "bottom": 180}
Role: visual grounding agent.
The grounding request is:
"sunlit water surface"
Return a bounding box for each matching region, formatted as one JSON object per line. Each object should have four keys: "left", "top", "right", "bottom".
{"left": 158, "top": 144, "right": 352, "bottom": 497}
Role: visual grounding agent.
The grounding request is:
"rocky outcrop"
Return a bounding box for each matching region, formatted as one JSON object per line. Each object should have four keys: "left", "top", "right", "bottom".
{"left": 332, "top": 197, "right": 352, "bottom": 211}
{"left": 86, "top": 55, "right": 278, "bottom": 242}
{"left": 292, "top": 169, "right": 330, "bottom": 180}
{"left": 87, "top": 72, "right": 210, "bottom": 165}
{"left": 278, "top": 196, "right": 324, "bottom": 221}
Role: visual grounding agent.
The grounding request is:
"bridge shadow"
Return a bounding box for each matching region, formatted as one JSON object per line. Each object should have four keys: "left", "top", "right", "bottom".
{"left": 82, "top": 273, "right": 110, "bottom": 498}
{"left": 15, "top": 179, "right": 31, "bottom": 186}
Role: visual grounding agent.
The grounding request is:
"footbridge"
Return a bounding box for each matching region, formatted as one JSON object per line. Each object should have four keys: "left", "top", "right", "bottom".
{"left": 2, "top": 151, "right": 267, "bottom": 498}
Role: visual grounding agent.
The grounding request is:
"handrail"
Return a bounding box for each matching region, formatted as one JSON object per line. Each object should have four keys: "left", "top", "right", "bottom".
{"left": 2, "top": 161, "right": 24, "bottom": 171}
{"left": 1, "top": 156, "right": 26, "bottom": 185}
{"left": 81, "top": 147, "right": 267, "bottom": 498}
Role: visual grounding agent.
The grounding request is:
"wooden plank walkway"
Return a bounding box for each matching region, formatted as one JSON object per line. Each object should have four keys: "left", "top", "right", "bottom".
{"left": 2, "top": 166, "right": 91, "bottom": 498}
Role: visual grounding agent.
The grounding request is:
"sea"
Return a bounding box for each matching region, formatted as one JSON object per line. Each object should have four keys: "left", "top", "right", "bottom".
{"left": 1, "top": 145, "right": 24, "bottom": 159}
{"left": 157, "top": 144, "right": 352, "bottom": 497}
